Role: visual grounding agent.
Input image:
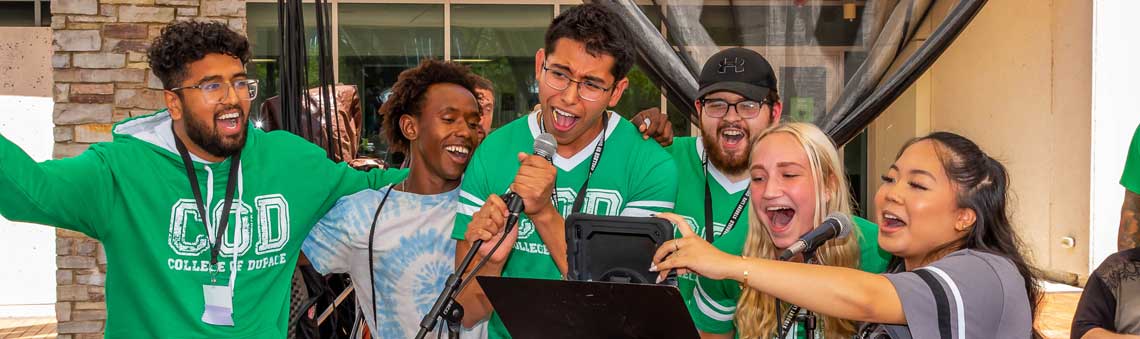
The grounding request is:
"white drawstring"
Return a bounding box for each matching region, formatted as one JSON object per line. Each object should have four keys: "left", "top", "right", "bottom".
{"left": 204, "top": 166, "right": 215, "bottom": 241}
{"left": 229, "top": 162, "right": 244, "bottom": 291}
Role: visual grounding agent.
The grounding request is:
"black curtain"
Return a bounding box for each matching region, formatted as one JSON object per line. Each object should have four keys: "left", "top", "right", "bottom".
{"left": 590, "top": 0, "right": 987, "bottom": 146}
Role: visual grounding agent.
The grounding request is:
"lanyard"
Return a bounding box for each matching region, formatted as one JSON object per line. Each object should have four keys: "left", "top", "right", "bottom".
{"left": 702, "top": 154, "right": 750, "bottom": 243}
{"left": 541, "top": 111, "right": 609, "bottom": 215}
{"left": 367, "top": 184, "right": 397, "bottom": 333}
{"left": 776, "top": 301, "right": 802, "bottom": 338}
{"left": 172, "top": 124, "right": 241, "bottom": 267}
{"left": 775, "top": 257, "right": 818, "bottom": 339}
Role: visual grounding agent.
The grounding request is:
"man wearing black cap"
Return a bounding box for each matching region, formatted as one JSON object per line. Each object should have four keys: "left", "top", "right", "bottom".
{"left": 632, "top": 47, "right": 781, "bottom": 332}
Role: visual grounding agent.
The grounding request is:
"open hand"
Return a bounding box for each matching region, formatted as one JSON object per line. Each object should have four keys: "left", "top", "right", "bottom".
{"left": 651, "top": 213, "right": 739, "bottom": 282}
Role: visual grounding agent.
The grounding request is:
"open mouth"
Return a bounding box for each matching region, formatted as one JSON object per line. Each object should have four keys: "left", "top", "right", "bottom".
{"left": 880, "top": 211, "right": 908, "bottom": 233}
{"left": 444, "top": 144, "right": 472, "bottom": 163}
{"left": 765, "top": 205, "right": 796, "bottom": 232}
{"left": 551, "top": 107, "right": 580, "bottom": 132}
{"left": 719, "top": 127, "right": 746, "bottom": 150}
{"left": 215, "top": 111, "right": 242, "bottom": 135}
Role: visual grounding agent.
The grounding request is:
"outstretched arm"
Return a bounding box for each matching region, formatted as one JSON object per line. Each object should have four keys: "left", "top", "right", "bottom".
{"left": 651, "top": 213, "right": 906, "bottom": 325}
{"left": 0, "top": 134, "right": 112, "bottom": 238}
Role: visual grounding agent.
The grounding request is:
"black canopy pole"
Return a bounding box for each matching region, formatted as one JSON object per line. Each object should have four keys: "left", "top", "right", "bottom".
{"left": 587, "top": 0, "right": 699, "bottom": 121}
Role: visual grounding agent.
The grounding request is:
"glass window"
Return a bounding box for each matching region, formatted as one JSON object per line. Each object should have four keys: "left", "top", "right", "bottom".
{"left": 610, "top": 65, "right": 664, "bottom": 123}
{"left": 338, "top": 3, "right": 444, "bottom": 155}
{"left": 696, "top": 5, "right": 862, "bottom": 47}
{"left": 245, "top": 3, "right": 318, "bottom": 123}
{"left": 450, "top": 4, "right": 552, "bottom": 129}
{"left": 0, "top": 0, "right": 47, "bottom": 27}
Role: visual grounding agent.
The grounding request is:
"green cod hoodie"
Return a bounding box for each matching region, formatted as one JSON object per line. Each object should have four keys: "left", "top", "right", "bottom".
{"left": 0, "top": 110, "right": 407, "bottom": 338}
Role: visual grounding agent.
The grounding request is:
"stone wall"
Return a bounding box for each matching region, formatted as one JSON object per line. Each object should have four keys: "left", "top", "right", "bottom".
{"left": 50, "top": 0, "right": 244, "bottom": 337}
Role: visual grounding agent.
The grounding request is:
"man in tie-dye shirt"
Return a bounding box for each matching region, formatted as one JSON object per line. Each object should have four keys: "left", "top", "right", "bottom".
{"left": 302, "top": 60, "right": 487, "bottom": 338}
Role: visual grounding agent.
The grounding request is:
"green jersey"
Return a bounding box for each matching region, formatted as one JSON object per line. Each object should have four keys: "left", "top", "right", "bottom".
{"left": 0, "top": 111, "right": 407, "bottom": 338}
{"left": 666, "top": 137, "right": 752, "bottom": 326}
{"left": 452, "top": 111, "right": 678, "bottom": 338}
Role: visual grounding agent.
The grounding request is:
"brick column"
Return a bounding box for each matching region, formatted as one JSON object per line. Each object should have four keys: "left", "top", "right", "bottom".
{"left": 50, "top": 1, "right": 244, "bottom": 337}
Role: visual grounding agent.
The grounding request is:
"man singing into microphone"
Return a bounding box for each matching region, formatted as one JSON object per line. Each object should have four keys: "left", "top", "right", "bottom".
{"left": 452, "top": 4, "right": 678, "bottom": 338}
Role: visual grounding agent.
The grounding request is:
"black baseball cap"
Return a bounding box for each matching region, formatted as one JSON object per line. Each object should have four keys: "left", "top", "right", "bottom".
{"left": 696, "top": 47, "right": 777, "bottom": 102}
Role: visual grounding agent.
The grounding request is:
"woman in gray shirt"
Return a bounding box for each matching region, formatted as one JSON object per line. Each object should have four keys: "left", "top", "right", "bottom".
{"left": 652, "top": 131, "right": 1040, "bottom": 339}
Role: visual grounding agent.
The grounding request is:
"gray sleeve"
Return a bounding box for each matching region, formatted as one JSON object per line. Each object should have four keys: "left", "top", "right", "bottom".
{"left": 883, "top": 251, "right": 1027, "bottom": 339}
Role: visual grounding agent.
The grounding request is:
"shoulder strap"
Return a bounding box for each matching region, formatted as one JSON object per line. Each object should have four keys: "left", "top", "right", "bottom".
{"left": 914, "top": 269, "right": 954, "bottom": 339}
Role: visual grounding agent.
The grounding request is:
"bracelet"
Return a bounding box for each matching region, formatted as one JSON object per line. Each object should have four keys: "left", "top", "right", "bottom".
{"left": 740, "top": 256, "right": 750, "bottom": 287}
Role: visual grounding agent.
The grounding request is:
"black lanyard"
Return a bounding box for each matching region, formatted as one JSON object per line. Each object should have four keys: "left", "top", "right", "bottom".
{"left": 776, "top": 301, "right": 802, "bottom": 338}
{"left": 541, "top": 111, "right": 609, "bottom": 215}
{"left": 173, "top": 125, "right": 241, "bottom": 266}
{"left": 702, "top": 155, "right": 750, "bottom": 243}
{"left": 367, "top": 184, "right": 397, "bottom": 332}
{"left": 775, "top": 257, "right": 818, "bottom": 339}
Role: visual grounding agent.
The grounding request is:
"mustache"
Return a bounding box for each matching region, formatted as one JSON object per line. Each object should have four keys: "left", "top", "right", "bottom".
{"left": 211, "top": 105, "right": 245, "bottom": 120}
{"left": 715, "top": 121, "right": 745, "bottom": 132}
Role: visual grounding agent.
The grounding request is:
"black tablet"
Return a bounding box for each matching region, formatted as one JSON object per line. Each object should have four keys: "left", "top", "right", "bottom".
{"left": 564, "top": 214, "right": 674, "bottom": 284}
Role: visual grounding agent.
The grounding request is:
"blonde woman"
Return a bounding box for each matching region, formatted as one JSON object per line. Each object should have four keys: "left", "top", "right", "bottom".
{"left": 672, "top": 122, "right": 890, "bottom": 338}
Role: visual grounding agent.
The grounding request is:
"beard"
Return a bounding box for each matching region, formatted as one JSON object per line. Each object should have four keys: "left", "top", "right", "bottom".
{"left": 183, "top": 103, "right": 248, "bottom": 158}
{"left": 700, "top": 121, "right": 751, "bottom": 175}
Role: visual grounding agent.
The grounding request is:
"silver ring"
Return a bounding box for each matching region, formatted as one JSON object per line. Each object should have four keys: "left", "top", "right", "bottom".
{"left": 643, "top": 117, "right": 652, "bottom": 129}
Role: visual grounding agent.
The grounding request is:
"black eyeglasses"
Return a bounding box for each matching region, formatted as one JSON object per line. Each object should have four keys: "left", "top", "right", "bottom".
{"left": 699, "top": 98, "right": 770, "bottom": 119}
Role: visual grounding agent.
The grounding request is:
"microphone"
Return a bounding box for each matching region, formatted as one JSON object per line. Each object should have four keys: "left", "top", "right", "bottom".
{"left": 531, "top": 132, "right": 557, "bottom": 162}
{"left": 778, "top": 212, "right": 853, "bottom": 261}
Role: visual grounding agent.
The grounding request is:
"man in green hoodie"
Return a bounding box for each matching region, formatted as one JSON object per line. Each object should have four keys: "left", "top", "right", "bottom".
{"left": 0, "top": 21, "right": 405, "bottom": 338}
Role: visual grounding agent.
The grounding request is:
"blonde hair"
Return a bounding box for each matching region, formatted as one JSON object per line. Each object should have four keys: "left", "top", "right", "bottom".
{"left": 735, "top": 123, "right": 862, "bottom": 339}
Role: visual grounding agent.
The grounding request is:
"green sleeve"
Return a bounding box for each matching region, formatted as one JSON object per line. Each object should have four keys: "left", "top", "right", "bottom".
{"left": 853, "top": 216, "right": 891, "bottom": 274}
{"left": 453, "top": 141, "right": 492, "bottom": 241}
{"left": 662, "top": 137, "right": 682, "bottom": 153}
{"left": 292, "top": 136, "right": 407, "bottom": 231}
{"left": 621, "top": 144, "right": 679, "bottom": 216}
{"left": 688, "top": 276, "right": 740, "bottom": 334}
{"left": 663, "top": 136, "right": 694, "bottom": 157}
{"left": 0, "top": 134, "right": 112, "bottom": 239}
{"left": 1122, "top": 124, "right": 1140, "bottom": 193}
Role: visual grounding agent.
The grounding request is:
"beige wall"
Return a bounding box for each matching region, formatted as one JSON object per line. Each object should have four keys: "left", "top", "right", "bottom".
{"left": 868, "top": 0, "right": 1092, "bottom": 275}
{"left": 0, "top": 27, "right": 58, "bottom": 317}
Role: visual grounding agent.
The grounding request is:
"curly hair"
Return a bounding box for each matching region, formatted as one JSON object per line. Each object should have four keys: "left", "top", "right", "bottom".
{"left": 380, "top": 59, "right": 479, "bottom": 152}
{"left": 148, "top": 21, "right": 251, "bottom": 90}
{"left": 545, "top": 4, "right": 635, "bottom": 81}
{"left": 473, "top": 75, "right": 494, "bottom": 92}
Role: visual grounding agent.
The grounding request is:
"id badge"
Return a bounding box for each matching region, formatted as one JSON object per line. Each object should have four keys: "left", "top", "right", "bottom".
{"left": 201, "top": 284, "right": 235, "bottom": 326}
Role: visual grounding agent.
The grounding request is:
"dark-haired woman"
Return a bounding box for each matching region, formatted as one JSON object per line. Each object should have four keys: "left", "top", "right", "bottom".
{"left": 652, "top": 131, "right": 1041, "bottom": 339}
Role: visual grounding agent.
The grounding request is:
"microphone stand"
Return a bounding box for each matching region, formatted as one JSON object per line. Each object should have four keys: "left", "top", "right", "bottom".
{"left": 415, "top": 193, "right": 524, "bottom": 339}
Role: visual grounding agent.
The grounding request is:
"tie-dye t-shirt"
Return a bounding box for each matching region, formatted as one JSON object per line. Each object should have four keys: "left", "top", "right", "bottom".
{"left": 303, "top": 186, "right": 485, "bottom": 338}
